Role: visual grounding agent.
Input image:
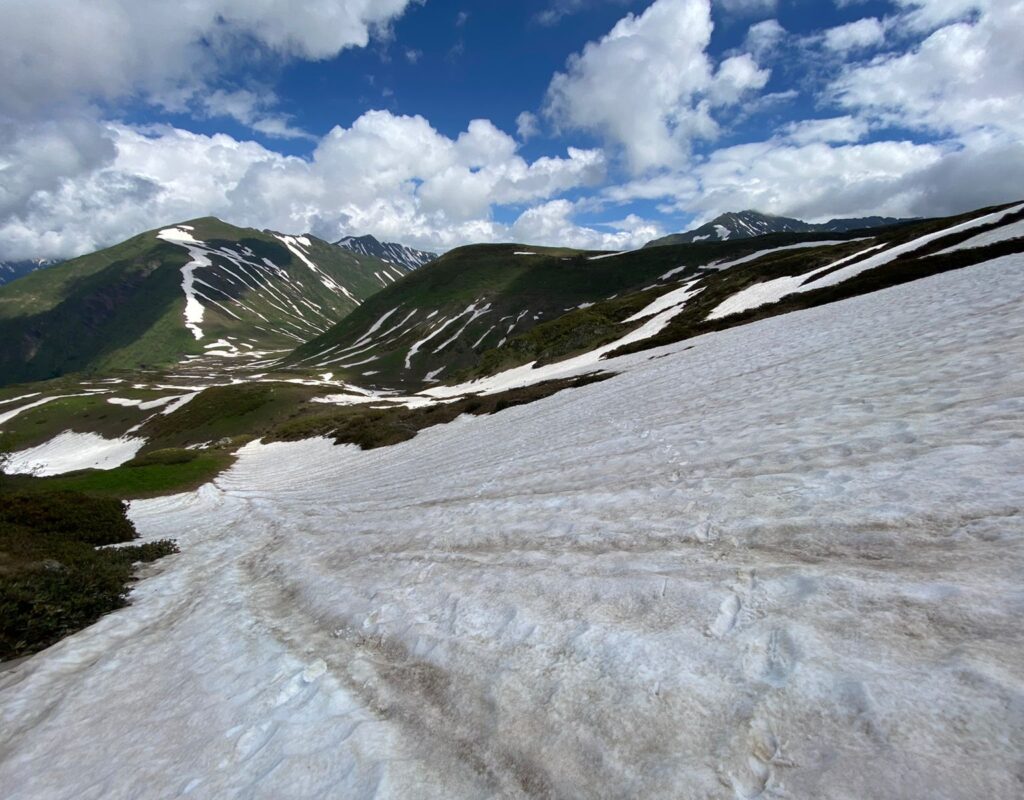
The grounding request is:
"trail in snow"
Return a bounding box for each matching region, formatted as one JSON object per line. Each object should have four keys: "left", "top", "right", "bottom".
{"left": 1, "top": 256, "right": 1022, "bottom": 798}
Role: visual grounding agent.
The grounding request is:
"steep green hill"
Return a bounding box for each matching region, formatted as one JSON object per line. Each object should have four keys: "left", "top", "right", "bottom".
{"left": 0, "top": 218, "right": 398, "bottom": 386}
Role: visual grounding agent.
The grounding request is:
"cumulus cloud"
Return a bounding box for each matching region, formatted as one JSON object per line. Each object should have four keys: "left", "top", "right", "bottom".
{"left": 743, "top": 19, "right": 787, "bottom": 60}
{"left": 544, "top": 0, "right": 770, "bottom": 173}
{"left": 512, "top": 200, "right": 662, "bottom": 250}
{"left": 832, "top": 1, "right": 1024, "bottom": 138}
{"left": 0, "top": 0, "right": 419, "bottom": 119}
{"left": 0, "top": 112, "right": 608, "bottom": 260}
{"left": 602, "top": 130, "right": 1024, "bottom": 228}
{"left": 516, "top": 112, "right": 542, "bottom": 142}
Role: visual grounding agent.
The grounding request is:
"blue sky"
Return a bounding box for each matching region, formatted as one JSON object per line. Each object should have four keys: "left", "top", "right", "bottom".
{"left": 0, "top": 0, "right": 1021, "bottom": 258}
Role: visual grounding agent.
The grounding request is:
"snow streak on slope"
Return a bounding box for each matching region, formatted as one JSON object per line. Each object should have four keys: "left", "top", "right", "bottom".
{"left": 4, "top": 256, "right": 1021, "bottom": 798}
{"left": 157, "top": 226, "right": 208, "bottom": 339}
{"left": 707, "top": 204, "right": 1024, "bottom": 320}
{"left": 936, "top": 218, "right": 1024, "bottom": 255}
{"left": 153, "top": 227, "right": 369, "bottom": 353}
{"left": 274, "top": 235, "right": 359, "bottom": 305}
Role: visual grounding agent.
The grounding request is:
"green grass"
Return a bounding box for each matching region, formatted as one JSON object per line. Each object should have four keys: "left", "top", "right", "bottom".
{"left": 2, "top": 448, "right": 234, "bottom": 499}
{"left": 140, "top": 382, "right": 326, "bottom": 449}
{"left": 2, "top": 451, "right": 235, "bottom": 500}
{"left": 0, "top": 393, "right": 149, "bottom": 450}
{"left": 0, "top": 490, "right": 178, "bottom": 660}
{"left": 285, "top": 234, "right": 876, "bottom": 388}
{"left": 0, "top": 216, "right": 401, "bottom": 387}
{"left": 609, "top": 232, "right": 1024, "bottom": 360}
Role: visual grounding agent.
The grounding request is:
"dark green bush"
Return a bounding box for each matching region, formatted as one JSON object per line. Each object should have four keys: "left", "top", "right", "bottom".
{"left": 0, "top": 490, "right": 178, "bottom": 660}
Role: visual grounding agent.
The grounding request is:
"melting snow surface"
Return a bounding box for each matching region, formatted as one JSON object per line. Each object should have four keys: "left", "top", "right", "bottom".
{"left": 2, "top": 257, "right": 1023, "bottom": 798}
{"left": 706, "top": 206, "right": 1024, "bottom": 320}
{"left": 936, "top": 217, "right": 1024, "bottom": 255}
{"left": 4, "top": 431, "right": 144, "bottom": 476}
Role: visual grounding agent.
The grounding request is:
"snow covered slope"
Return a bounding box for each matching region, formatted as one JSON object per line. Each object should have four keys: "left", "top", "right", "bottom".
{"left": 2, "top": 254, "right": 1022, "bottom": 798}
{"left": 335, "top": 234, "right": 437, "bottom": 272}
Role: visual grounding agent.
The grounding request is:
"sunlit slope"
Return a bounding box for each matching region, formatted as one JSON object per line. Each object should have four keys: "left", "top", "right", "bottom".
{"left": 285, "top": 233, "right": 867, "bottom": 387}
{"left": 0, "top": 217, "right": 394, "bottom": 385}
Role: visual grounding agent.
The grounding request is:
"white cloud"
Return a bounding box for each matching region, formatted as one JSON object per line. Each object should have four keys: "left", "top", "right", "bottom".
{"left": 534, "top": 0, "right": 632, "bottom": 27}
{"left": 511, "top": 200, "right": 662, "bottom": 250}
{"left": 832, "top": 1, "right": 1024, "bottom": 138}
{"left": 823, "top": 17, "right": 885, "bottom": 51}
{"left": 0, "top": 112, "right": 609, "bottom": 259}
{"left": 601, "top": 129, "right": 1024, "bottom": 228}
{"left": 0, "top": 1, "right": 419, "bottom": 119}
{"left": 543, "top": 0, "right": 770, "bottom": 173}
{"left": 892, "top": 0, "right": 989, "bottom": 32}
{"left": 202, "top": 90, "right": 313, "bottom": 141}
{"left": 782, "top": 116, "right": 870, "bottom": 145}
{"left": 516, "top": 112, "right": 542, "bottom": 142}
{"left": 743, "top": 19, "right": 787, "bottom": 59}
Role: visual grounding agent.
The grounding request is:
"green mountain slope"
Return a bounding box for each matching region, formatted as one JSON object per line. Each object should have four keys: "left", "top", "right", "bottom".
{"left": 287, "top": 203, "right": 1024, "bottom": 391}
{"left": 285, "top": 232, "right": 869, "bottom": 387}
{"left": 0, "top": 217, "right": 398, "bottom": 386}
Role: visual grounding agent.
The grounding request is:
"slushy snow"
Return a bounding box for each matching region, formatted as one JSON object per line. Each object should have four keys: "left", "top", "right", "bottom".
{"left": 1, "top": 257, "right": 1022, "bottom": 798}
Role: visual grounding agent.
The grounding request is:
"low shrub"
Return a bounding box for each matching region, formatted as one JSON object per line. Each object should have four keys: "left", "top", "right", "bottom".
{"left": 0, "top": 490, "right": 178, "bottom": 660}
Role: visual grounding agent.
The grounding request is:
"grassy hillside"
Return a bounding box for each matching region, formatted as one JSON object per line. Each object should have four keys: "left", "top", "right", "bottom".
{"left": 285, "top": 232, "right": 867, "bottom": 388}
{"left": 0, "top": 218, "right": 398, "bottom": 386}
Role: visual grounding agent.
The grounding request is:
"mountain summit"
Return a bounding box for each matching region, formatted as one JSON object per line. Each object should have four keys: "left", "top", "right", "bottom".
{"left": 646, "top": 210, "right": 914, "bottom": 248}
{"left": 335, "top": 235, "right": 437, "bottom": 271}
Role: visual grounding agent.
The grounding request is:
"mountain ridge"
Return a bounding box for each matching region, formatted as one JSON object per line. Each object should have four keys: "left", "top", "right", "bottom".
{"left": 646, "top": 209, "right": 916, "bottom": 248}
{"left": 0, "top": 258, "right": 63, "bottom": 287}
{"left": 0, "top": 217, "right": 397, "bottom": 386}
{"left": 335, "top": 234, "right": 437, "bottom": 272}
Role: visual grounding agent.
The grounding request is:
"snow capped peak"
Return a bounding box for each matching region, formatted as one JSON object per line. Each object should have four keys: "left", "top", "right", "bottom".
{"left": 334, "top": 234, "right": 437, "bottom": 271}
{"left": 646, "top": 209, "right": 915, "bottom": 248}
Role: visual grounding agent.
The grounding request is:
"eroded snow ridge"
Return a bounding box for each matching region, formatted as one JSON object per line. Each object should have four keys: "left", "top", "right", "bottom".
{"left": 1, "top": 256, "right": 1023, "bottom": 798}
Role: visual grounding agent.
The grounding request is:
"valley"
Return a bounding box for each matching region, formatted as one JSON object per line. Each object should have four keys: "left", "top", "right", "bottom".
{"left": 1, "top": 199, "right": 1023, "bottom": 799}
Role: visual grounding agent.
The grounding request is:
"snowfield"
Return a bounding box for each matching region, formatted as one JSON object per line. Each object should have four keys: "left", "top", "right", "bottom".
{"left": 2, "top": 257, "right": 1023, "bottom": 798}
{"left": 5, "top": 432, "right": 144, "bottom": 476}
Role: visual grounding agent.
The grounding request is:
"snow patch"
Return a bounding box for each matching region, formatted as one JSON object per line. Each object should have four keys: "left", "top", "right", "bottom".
{"left": 5, "top": 431, "right": 144, "bottom": 476}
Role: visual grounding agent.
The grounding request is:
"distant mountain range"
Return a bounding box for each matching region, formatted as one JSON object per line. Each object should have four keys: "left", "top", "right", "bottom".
{"left": 645, "top": 210, "right": 915, "bottom": 248}
{"left": 335, "top": 234, "right": 437, "bottom": 271}
{"left": 3, "top": 201, "right": 1020, "bottom": 390}
{"left": 0, "top": 258, "right": 62, "bottom": 286}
